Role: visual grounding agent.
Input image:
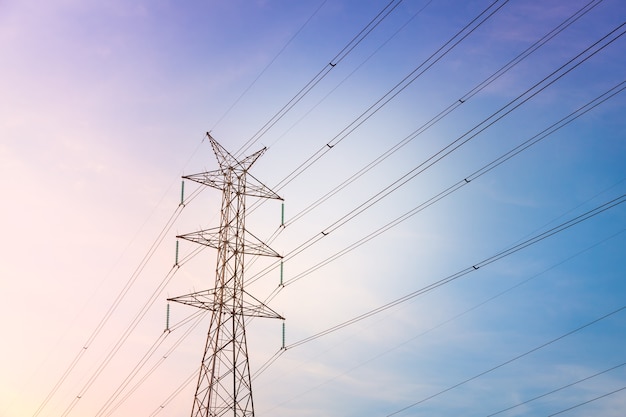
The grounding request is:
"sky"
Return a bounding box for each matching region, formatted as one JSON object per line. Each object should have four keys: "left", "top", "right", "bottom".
{"left": 1, "top": 0, "right": 625, "bottom": 416}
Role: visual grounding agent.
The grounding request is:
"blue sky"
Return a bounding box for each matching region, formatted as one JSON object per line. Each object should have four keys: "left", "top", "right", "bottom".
{"left": 1, "top": 0, "right": 625, "bottom": 416}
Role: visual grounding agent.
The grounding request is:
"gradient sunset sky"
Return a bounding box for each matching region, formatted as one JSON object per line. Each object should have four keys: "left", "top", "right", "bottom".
{"left": 1, "top": 1, "right": 625, "bottom": 416}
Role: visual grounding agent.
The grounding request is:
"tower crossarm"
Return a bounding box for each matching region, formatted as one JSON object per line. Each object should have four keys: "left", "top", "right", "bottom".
{"left": 177, "top": 228, "right": 281, "bottom": 257}
{"left": 168, "top": 289, "right": 284, "bottom": 319}
{"left": 183, "top": 170, "right": 282, "bottom": 200}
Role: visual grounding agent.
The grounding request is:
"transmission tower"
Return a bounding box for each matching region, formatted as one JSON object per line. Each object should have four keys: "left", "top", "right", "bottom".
{"left": 169, "top": 133, "right": 283, "bottom": 417}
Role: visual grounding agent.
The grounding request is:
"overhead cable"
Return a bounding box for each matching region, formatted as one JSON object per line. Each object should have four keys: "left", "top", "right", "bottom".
{"left": 54, "top": 211, "right": 206, "bottom": 417}
{"left": 546, "top": 385, "right": 626, "bottom": 416}
{"left": 211, "top": 0, "right": 329, "bottom": 132}
{"left": 98, "top": 311, "right": 207, "bottom": 417}
{"left": 269, "top": 0, "right": 511, "bottom": 192}
{"left": 284, "top": 193, "right": 626, "bottom": 349}
{"left": 274, "top": 79, "right": 626, "bottom": 290}
{"left": 259, "top": 228, "right": 626, "bottom": 413}
{"left": 247, "top": 30, "right": 626, "bottom": 287}
{"left": 384, "top": 305, "right": 626, "bottom": 416}
{"left": 235, "top": 0, "right": 407, "bottom": 158}
{"left": 284, "top": 0, "right": 605, "bottom": 227}
{"left": 486, "top": 361, "right": 626, "bottom": 416}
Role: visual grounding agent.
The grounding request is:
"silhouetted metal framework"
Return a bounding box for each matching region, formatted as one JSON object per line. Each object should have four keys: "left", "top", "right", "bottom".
{"left": 169, "top": 134, "right": 283, "bottom": 417}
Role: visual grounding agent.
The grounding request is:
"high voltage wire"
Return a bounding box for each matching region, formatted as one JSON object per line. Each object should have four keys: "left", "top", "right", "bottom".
{"left": 102, "top": 313, "right": 207, "bottom": 417}
{"left": 546, "top": 385, "right": 626, "bottom": 416}
{"left": 268, "top": 79, "right": 626, "bottom": 292}
{"left": 485, "top": 361, "right": 626, "bottom": 416}
{"left": 97, "top": 311, "right": 207, "bottom": 417}
{"left": 284, "top": 193, "right": 626, "bottom": 349}
{"left": 27, "top": 3, "right": 422, "bottom": 414}
{"left": 30, "top": 185, "right": 206, "bottom": 417}
{"left": 145, "top": 333, "right": 282, "bottom": 417}
{"left": 116, "top": 10, "right": 620, "bottom": 412}
{"left": 56, "top": 240, "right": 208, "bottom": 417}
{"left": 171, "top": 221, "right": 620, "bottom": 414}
{"left": 266, "top": 0, "right": 511, "bottom": 194}
{"left": 282, "top": 0, "right": 605, "bottom": 227}
{"left": 58, "top": 266, "right": 179, "bottom": 417}
{"left": 15, "top": 135, "right": 211, "bottom": 417}
{"left": 166, "top": 13, "right": 621, "bottom": 417}
{"left": 80, "top": 5, "right": 430, "bottom": 411}
{"left": 93, "top": 331, "right": 171, "bottom": 417}
{"left": 254, "top": 0, "right": 604, "bottom": 249}
{"left": 234, "top": 0, "right": 407, "bottom": 158}
{"left": 139, "top": 12, "right": 625, "bottom": 412}
{"left": 30, "top": 199, "right": 186, "bottom": 417}
{"left": 247, "top": 0, "right": 605, "bottom": 253}
{"left": 148, "top": 368, "right": 198, "bottom": 417}
{"left": 94, "top": 292, "right": 207, "bottom": 417}
{"left": 383, "top": 305, "right": 626, "bottom": 416}
{"left": 258, "top": 228, "right": 626, "bottom": 414}
{"left": 262, "top": 0, "right": 435, "bottom": 154}
{"left": 172, "top": 227, "right": 626, "bottom": 412}
{"left": 24, "top": 0, "right": 390, "bottom": 399}
{"left": 246, "top": 23, "right": 626, "bottom": 289}
{"left": 307, "top": 20, "right": 626, "bottom": 237}
{"left": 210, "top": 0, "right": 329, "bottom": 133}
{"left": 26, "top": 5, "right": 623, "bottom": 417}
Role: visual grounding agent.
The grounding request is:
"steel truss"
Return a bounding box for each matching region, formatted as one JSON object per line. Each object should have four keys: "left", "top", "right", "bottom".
{"left": 169, "top": 134, "right": 283, "bottom": 417}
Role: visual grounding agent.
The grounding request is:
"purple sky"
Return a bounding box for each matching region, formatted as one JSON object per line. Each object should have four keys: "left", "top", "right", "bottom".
{"left": 1, "top": 1, "right": 625, "bottom": 416}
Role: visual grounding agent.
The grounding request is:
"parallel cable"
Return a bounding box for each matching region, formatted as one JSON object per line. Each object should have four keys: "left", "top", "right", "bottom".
{"left": 316, "top": 21, "right": 626, "bottom": 238}
{"left": 284, "top": 0, "right": 605, "bottom": 227}
{"left": 93, "top": 331, "right": 171, "bottom": 417}
{"left": 252, "top": 349, "right": 287, "bottom": 381}
{"left": 249, "top": 52, "right": 626, "bottom": 289}
{"left": 263, "top": 0, "right": 435, "bottom": 154}
{"left": 99, "top": 311, "right": 207, "bottom": 417}
{"left": 273, "top": 79, "right": 626, "bottom": 290}
{"left": 29, "top": 176, "right": 205, "bottom": 417}
{"left": 284, "top": 193, "right": 626, "bottom": 349}
{"left": 235, "top": 0, "right": 406, "bottom": 157}
{"left": 57, "top": 222, "right": 206, "bottom": 417}
{"left": 148, "top": 368, "right": 198, "bottom": 417}
{"left": 211, "top": 0, "right": 328, "bottom": 132}
{"left": 150, "top": 331, "right": 284, "bottom": 416}
{"left": 261, "top": 228, "right": 626, "bottom": 412}
{"left": 486, "top": 361, "right": 626, "bottom": 416}
{"left": 30, "top": 202, "right": 185, "bottom": 417}
{"left": 93, "top": 288, "right": 206, "bottom": 417}
{"left": 384, "top": 305, "right": 626, "bottom": 416}
{"left": 58, "top": 268, "right": 180, "bottom": 417}
{"left": 269, "top": 0, "right": 511, "bottom": 192}
{"left": 546, "top": 385, "right": 626, "bottom": 416}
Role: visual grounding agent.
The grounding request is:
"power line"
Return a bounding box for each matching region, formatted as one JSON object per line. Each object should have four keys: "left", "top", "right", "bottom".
{"left": 284, "top": 193, "right": 626, "bottom": 349}
{"left": 269, "top": 0, "right": 511, "bottom": 193}
{"left": 28, "top": 175, "right": 207, "bottom": 417}
{"left": 283, "top": 0, "right": 605, "bottom": 227}
{"left": 263, "top": 0, "right": 435, "bottom": 153}
{"left": 231, "top": 228, "right": 626, "bottom": 413}
{"left": 48, "top": 200, "right": 206, "bottom": 417}
{"left": 30, "top": 201, "right": 186, "bottom": 417}
{"left": 272, "top": 79, "right": 626, "bottom": 291}
{"left": 211, "top": 0, "right": 329, "bottom": 132}
{"left": 234, "top": 0, "right": 407, "bottom": 158}
{"left": 546, "top": 385, "right": 626, "bottom": 416}
{"left": 246, "top": 24, "right": 626, "bottom": 289}
{"left": 57, "top": 237, "right": 207, "bottom": 417}
{"left": 486, "top": 361, "right": 626, "bottom": 416}
{"left": 384, "top": 305, "right": 626, "bottom": 416}
{"left": 99, "top": 311, "right": 207, "bottom": 417}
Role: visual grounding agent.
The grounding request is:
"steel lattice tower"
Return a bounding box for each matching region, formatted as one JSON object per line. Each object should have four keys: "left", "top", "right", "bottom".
{"left": 169, "top": 134, "right": 283, "bottom": 417}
